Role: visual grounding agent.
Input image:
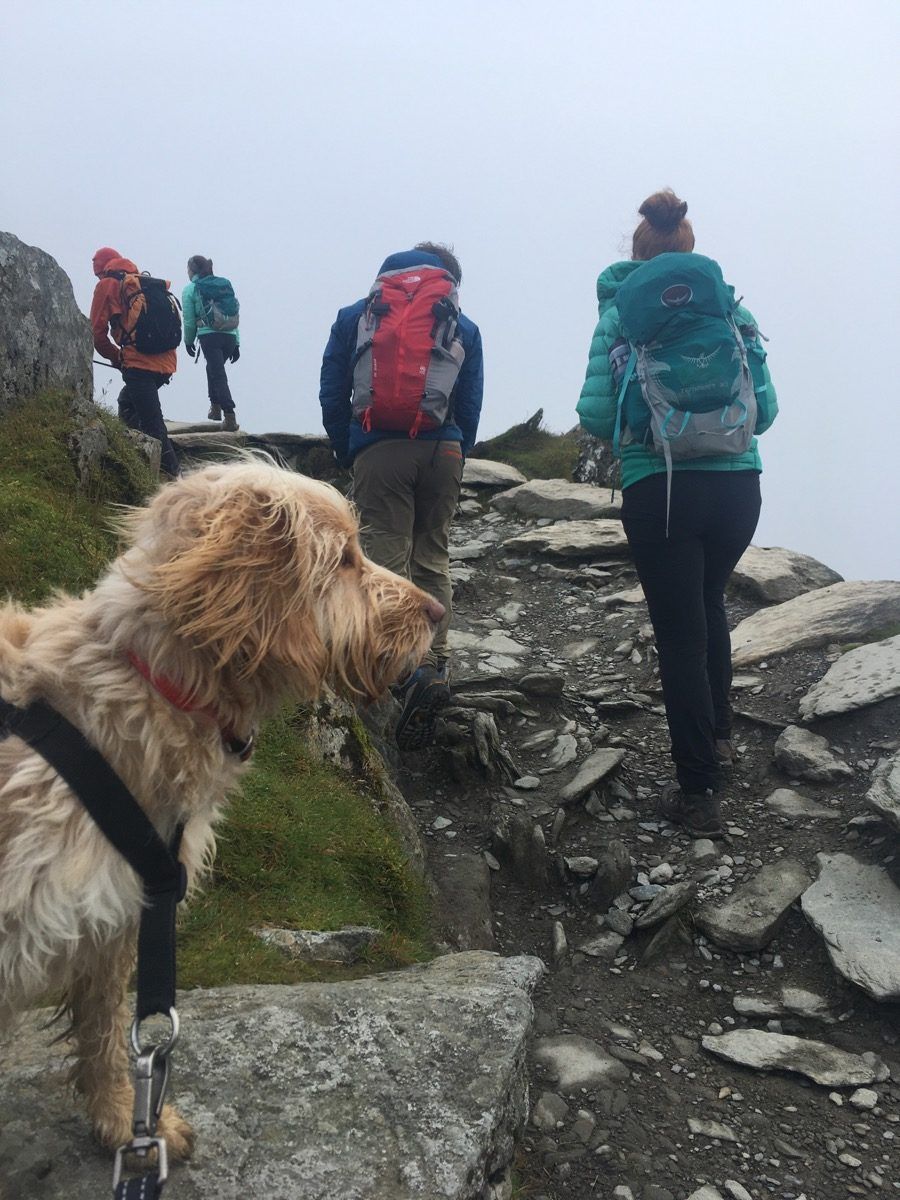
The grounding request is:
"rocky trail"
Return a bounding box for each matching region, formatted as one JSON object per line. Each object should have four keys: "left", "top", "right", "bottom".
{"left": 398, "top": 467, "right": 900, "bottom": 1200}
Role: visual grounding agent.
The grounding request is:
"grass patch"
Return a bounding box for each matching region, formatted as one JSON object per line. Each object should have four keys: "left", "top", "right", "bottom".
{"left": 469, "top": 408, "right": 580, "bottom": 480}
{"left": 177, "top": 711, "right": 432, "bottom": 987}
{"left": 0, "top": 392, "right": 155, "bottom": 602}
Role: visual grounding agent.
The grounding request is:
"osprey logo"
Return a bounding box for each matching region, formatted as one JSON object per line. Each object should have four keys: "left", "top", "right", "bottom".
{"left": 661, "top": 283, "right": 693, "bottom": 308}
{"left": 682, "top": 346, "right": 721, "bottom": 369}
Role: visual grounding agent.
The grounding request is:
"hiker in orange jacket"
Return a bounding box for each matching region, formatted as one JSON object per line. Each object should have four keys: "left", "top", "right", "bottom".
{"left": 90, "top": 247, "right": 181, "bottom": 478}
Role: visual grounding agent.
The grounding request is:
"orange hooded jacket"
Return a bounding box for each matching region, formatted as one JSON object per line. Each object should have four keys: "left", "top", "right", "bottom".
{"left": 90, "top": 250, "right": 178, "bottom": 375}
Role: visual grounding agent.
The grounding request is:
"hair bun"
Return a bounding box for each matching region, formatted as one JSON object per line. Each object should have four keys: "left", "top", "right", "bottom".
{"left": 638, "top": 190, "right": 689, "bottom": 233}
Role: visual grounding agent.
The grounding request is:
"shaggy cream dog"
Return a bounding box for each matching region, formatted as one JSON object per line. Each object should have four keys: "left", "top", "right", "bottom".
{"left": 0, "top": 459, "right": 443, "bottom": 1163}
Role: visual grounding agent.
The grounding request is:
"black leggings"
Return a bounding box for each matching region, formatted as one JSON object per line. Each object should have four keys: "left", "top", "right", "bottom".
{"left": 199, "top": 332, "right": 236, "bottom": 411}
{"left": 621, "top": 470, "right": 761, "bottom": 794}
{"left": 117, "top": 368, "right": 180, "bottom": 478}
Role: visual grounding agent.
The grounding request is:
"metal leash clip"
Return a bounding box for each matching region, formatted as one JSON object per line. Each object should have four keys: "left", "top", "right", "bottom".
{"left": 112, "top": 1008, "right": 180, "bottom": 1198}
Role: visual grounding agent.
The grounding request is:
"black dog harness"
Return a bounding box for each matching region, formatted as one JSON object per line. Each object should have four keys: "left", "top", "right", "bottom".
{"left": 0, "top": 696, "right": 186, "bottom": 1199}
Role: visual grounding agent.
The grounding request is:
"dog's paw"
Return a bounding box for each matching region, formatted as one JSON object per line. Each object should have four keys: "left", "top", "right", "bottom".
{"left": 157, "top": 1104, "right": 195, "bottom": 1161}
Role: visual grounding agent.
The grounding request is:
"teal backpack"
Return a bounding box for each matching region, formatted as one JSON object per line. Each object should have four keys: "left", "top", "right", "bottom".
{"left": 612, "top": 253, "right": 768, "bottom": 528}
{"left": 194, "top": 275, "right": 240, "bottom": 332}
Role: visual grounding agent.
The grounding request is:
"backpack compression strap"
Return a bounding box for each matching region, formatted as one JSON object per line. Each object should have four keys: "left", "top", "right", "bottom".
{"left": 0, "top": 697, "right": 186, "bottom": 1021}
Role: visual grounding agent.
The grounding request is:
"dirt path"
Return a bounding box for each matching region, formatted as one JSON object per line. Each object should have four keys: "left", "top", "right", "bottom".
{"left": 398, "top": 495, "right": 899, "bottom": 1200}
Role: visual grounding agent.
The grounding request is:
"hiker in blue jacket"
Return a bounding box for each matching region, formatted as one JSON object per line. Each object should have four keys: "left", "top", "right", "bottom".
{"left": 183, "top": 255, "right": 241, "bottom": 432}
{"left": 319, "top": 243, "right": 484, "bottom": 750}
{"left": 577, "top": 191, "right": 778, "bottom": 840}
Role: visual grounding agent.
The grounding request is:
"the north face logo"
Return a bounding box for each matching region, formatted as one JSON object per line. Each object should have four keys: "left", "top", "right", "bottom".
{"left": 661, "top": 283, "right": 693, "bottom": 308}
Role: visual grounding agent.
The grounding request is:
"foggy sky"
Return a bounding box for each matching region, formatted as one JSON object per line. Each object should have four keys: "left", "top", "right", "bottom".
{"left": 3, "top": 0, "right": 898, "bottom": 580}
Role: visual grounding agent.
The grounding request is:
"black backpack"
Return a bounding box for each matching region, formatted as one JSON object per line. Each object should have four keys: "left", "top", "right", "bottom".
{"left": 114, "top": 271, "right": 182, "bottom": 355}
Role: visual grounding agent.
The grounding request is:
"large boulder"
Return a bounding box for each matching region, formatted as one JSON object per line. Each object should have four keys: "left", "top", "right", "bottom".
{"left": 502, "top": 519, "right": 629, "bottom": 560}
{"left": 1, "top": 952, "right": 543, "bottom": 1200}
{"left": 730, "top": 581, "right": 900, "bottom": 667}
{"left": 801, "top": 853, "right": 900, "bottom": 1002}
{"left": 462, "top": 458, "right": 528, "bottom": 488}
{"left": 0, "top": 231, "right": 92, "bottom": 414}
{"left": 798, "top": 633, "right": 900, "bottom": 720}
{"left": 491, "top": 478, "right": 621, "bottom": 521}
{"left": 730, "top": 545, "right": 843, "bottom": 604}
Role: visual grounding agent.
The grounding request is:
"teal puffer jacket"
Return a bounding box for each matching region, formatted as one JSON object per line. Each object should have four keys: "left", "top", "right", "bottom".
{"left": 182, "top": 277, "right": 241, "bottom": 347}
{"left": 576, "top": 259, "right": 778, "bottom": 489}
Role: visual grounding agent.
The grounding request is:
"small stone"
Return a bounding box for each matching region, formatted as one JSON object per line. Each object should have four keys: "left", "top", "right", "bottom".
{"left": 531, "top": 1091, "right": 570, "bottom": 1131}
{"left": 552, "top": 921, "right": 568, "bottom": 967}
{"left": 849, "top": 1087, "right": 878, "bottom": 1110}
{"left": 604, "top": 908, "right": 634, "bottom": 937}
{"left": 689, "top": 839, "right": 719, "bottom": 865}
{"left": 513, "top": 775, "right": 541, "bottom": 790}
{"left": 432, "top": 816, "right": 453, "bottom": 830}
{"left": 723, "top": 1181, "right": 753, "bottom": 1200}
{"left": 688, "top": 1116, "right": 740, "bottom": 1142}
{"left": 578, "top": 931, "right": 625, "bottom": 960}
{"left": 649, "top": 863, "right": 674, "bottom": 884}
{"left": 483, "top": 852, "right": 501, "bottom": 871}
{"left": 565, "top": 856, "right": 599, "bottom": 877}
{"left": 839, "top": 1152, "right": 862, "bottom": 1167}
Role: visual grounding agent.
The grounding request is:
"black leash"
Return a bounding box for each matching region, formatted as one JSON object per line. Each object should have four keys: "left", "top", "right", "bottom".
{"left": 0, "top": 696, "right": 186, "bottom": 1198}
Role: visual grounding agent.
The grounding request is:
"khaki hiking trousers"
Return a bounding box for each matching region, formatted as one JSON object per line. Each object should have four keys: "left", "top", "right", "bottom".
{"left": 352, "top": 438, "right": 463, "bottom": 664}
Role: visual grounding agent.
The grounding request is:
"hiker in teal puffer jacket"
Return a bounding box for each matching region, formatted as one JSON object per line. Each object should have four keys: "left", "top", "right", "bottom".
{"left": 577, "top": 190, "right": 778, "bottom": 841}
{"left": 183, "top": 255, "right": 241, "bottom": 431}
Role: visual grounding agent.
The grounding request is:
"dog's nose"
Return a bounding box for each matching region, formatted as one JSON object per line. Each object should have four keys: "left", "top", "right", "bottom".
{"left": 424, "top": 597, "right": 445, "bottom": 625}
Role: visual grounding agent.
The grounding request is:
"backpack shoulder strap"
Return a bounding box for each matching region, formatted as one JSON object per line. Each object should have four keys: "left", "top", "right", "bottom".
{"left": 0, "top": 696, "right": 186, "bottom": 1021}
{"left": 612, "top": 348, "right": 637, "bottom": 457}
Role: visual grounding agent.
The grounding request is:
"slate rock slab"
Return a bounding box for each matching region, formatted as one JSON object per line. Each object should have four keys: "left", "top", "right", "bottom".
{"left": 502, "top": 520, "right": 629, "bottom": 560}
{"left": 532, "top": 1034, "right": 630, "bottom": 1093}
{"left": 764, "top": 787, "right": 842, "bottom": 821}
{"left": 731, "top": 545, "right": 842, "bottom": 604}
{"left": 696, "top": 861, "right": 811, "bottom": 951}
{"left": 557, "top": 747, "right": 626, "bottom": 805}
{"left": 800, "top": 852, "right": 900, "bottom": 1002}
{"left": 867, "top": 751, "right": 900, "bottom": 833}
{"left": 491, "top": 478, "right": 622, "bottom": 521}
{"left": 773, "top": 725, "right": 854, "bottom": 783}
{"left": 799, "top": 633, "right": 900, "bottom": 720}
{"left": 634, "top": 880, "right": 697, "bottom": 930}
{"left": 701, "top": 1028, "right": 887, "bottom": 1087}
{"left": 462, "top": 459, "right": 528, "bottom": 488}
{"left": 730, "top": 580, "right": 900, "bottom": 667}
{"left": 0, "top": 952, "right": 543, "bottom": 1200}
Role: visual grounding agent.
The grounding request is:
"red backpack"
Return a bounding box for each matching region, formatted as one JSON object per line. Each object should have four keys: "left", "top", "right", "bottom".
{"left": 351, "top": 265, "right": 466, "bottom": 436}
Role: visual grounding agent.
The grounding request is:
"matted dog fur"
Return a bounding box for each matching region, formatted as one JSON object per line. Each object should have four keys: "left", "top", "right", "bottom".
{"left": 0, "top": 459, "right": 442, "bottom": 1165}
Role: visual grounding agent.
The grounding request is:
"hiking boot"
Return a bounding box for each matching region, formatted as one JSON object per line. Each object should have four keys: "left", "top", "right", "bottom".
{"left": 395, "top": 663, "right": 451, "bottom": 751}
{"left": 658, "top": 784, "right": 725, "bottom": 839}
{"left": 222, "top": 411, "right": 239, "bottom": 432}
{"left": 716, "top": 738, "right": 737, "bottom": 767}
{"left": 208, "top": 404, "right": 223, "bottom": 421}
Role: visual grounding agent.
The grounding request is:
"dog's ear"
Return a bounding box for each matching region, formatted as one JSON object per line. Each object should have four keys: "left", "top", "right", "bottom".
{"left": 132, "top": 475, "right": 333, "bottom": 688}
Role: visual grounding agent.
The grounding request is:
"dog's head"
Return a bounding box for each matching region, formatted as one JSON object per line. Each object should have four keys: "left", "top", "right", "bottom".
{"left": 117, "top": 460, "right": 442, "bottom": 702}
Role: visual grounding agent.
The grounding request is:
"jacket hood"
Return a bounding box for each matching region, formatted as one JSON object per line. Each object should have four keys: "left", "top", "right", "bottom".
{"left": 378, "top": 249, "right": 446, "bottom": 277}
{"left": 596, "top": 260, "right": 643, "bottom": 310}
{"left": 100, "top": 255, "right": 139, "bottom": 276}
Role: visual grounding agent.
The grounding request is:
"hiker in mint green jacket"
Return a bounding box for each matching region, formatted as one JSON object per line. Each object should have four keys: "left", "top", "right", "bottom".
{"left": 183, "top": 255, "right": 241, "bottom": 431}
{"left": 577, "top": 190, "right": 778, "bottom": 840}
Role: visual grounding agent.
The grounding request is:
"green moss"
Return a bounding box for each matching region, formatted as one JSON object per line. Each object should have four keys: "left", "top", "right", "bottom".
{"left": 469, "top": 410, "right": 580, "bottom": 480}
{"left": 0, "top": 392, "right": 155, "bottom": 603}
{"left": 178, "top": 712, "right": 431, "bottom": 987}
